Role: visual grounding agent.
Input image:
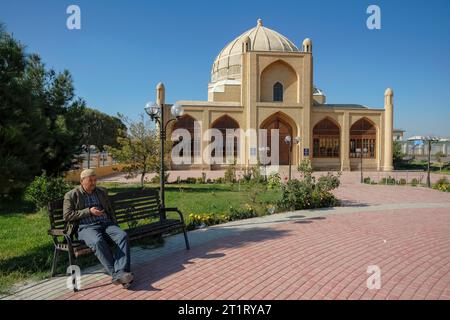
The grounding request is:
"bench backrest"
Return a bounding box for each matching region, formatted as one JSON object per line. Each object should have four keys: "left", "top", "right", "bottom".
{"left": 48, "top": 199, "right": 65, "bottom": 231}
{"left": 47, "top": 189, "right": 162, "bottom": 231}
{"left": 110, "top": 189, "right": 161, "bottom": 224}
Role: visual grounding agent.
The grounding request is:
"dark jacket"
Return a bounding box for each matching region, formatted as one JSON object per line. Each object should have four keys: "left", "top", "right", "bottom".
{"left": 63, "top": 185, "right": 117, "bottom": 235}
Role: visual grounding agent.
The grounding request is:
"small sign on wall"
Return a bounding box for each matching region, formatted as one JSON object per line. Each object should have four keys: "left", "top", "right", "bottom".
{"left": 303, "top": 148, "right": 310, "bottom": 156}
{"left": 250, "top": 147, "right": 257, "bottom": 156}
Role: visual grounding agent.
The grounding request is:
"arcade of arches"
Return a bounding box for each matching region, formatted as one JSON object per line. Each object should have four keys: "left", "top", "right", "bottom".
{"left": 158, "top": 19, "right": 394, "bottom": 171}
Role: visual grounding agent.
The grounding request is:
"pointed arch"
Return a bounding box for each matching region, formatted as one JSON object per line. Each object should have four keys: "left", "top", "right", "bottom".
{"left": 210, "top": 114, "right": 240, "bottom": 164}
{"left": 260, "top": 60, "right": 298, "bottom": 103}
{"left": 313, "top": 117, "right": 340, "bottom": 158}
{"left": 172, "top": 114, "right": 198, "bottom": 160}
{"left": 259, "top": 112, "right": 297, "bottom": 165}
{"left": 350, "top": 117, "right": 376, "bottom": 158}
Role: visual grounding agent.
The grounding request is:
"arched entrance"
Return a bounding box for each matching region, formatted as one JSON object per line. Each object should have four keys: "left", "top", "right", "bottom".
{"left": 350, "top": 118, "right": 376, "bottom": 158}
{"left": 260, "top": 113, "right": 295, "bottom": 165}
{"left": 211, "top": 114, "right": 240, "bottom": 165}
{"left": 313, "top": 118, "right": 340, "bottom": 158}
{"left": 171, "top": 114, "right": 198, "bottom": 164}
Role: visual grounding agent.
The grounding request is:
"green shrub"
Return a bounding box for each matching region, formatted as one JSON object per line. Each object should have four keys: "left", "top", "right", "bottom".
{"left": 195, "top": 177, "right": 203, "bottom": 184}
{"left": 316, "top": 172, "right": 341, "bottom": 192}
{"left": 228, "top": 204, "right": 258, "bottom": 221}
{"left": 214, "top": 177, "right": 224, "bottom": 184}
{"left": 398, "top": 178, "right": 407, "bottom": 185}
{"left": 24, "top": 173, "right": 73, "bottom": 210}
{"left": 312, "top": 189, "right": 340, "bottom": 208}
{"left": 267, "top": 173, "right": 281, "bottom": 189}
{"left": 411, "top": 178, "right": 419, "bottom": 186}
{"left": 279, "top": 179, "right": 313, "bottom": 210}
{"left": 433, "top": 177, "right": 450, "bottom": 192}
{"left": 224, "top": 162, "right": 237, "bottom": 183}
{"left": 150, "top": 172, "right": 170, "bottom": 184}
{"left": 363, "top": 177, "right": 371, "bottom": 184}
{"left": 435, "top": 177, "right": 449, "bottom": 185}
{"left": 186, "top": 213, "right": 230, "bottom": 230}
{"left": 380, "top": 176, "right": 396, "bottom": 185}
{"left": 278, "top": 163, "right": 340, "bottom": 211}
{"left": 185, "top": 177, "right": 196, "bottom": 184}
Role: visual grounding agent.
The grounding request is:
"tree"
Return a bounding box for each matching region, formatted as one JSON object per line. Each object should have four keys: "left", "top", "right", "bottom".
{"left": 435, "top": 151, "right": 445, "bottom": 173}
{"left": 393, "top": 141, "right": 404, "bottom": 165}
{"left": 25, "top": 54, "right": 86, "bottom": 176}
{"left": 105, "top": 114, "right": 161, "bottom": 188}
{"left": 0, "top": 27, "right": 45, "bottom": 195}
{"left": 81, "top": 108, "right": 126, "bottom": 168}
{"left": 0, "top": 25, "right": 87, "bottom": 196}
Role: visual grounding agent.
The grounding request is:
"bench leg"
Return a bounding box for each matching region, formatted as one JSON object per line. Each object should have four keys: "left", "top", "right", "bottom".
{"left": 51, "top": 248, "right": 59, "bottom": 277}
{"left": 67, "top": 251, "right": 79, "bottom": 292}
{"left": 182, "top": 227, "right": 190, "bottom": 250}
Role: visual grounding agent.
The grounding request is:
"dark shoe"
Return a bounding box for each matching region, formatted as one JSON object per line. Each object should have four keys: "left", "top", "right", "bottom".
{"left": 122, "top": 279, "right": 134, "bottom": 289}
{"left": 112, "top": 272, "right": 134, "bottom": 286}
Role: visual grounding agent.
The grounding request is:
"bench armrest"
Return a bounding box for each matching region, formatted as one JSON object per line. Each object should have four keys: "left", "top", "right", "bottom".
{"left": 160, "top": 207, "right": 186, "bottom": 223}
{"left": 48, "top": 229, "right": 68, "bottom": 236}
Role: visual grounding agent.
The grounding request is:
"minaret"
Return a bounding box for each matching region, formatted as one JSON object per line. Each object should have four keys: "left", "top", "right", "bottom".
{"left": 302, "top": 38, "right": 312, "bottom": 53}
{"left": 384, "top": 88, "right": 394, "bottom": 171}
{"left": 156, "top": 82, "right": 165, "bottom": 106}
{"left": 155, "top": 82, "right": 166, "bottom": 137}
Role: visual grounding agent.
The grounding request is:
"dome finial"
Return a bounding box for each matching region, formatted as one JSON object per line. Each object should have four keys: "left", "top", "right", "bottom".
{"left": 257, "top": 18, "right": 263, "bottom": 26}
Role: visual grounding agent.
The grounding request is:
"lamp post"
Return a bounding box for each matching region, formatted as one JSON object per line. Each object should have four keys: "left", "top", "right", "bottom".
{"left": 144, "top": 99, "right": 184, "bottom": 211}
{"left": 258, "top": 146, "right": 270, "bottom": 181}
{"left": 423, "top": 136, "right": 439, "bottom": 188}
{"left": 284, "top": 135, "right": 301, "bottom": 181}
{"left": 356, "top": 147, "right": 368, "bottom": 183}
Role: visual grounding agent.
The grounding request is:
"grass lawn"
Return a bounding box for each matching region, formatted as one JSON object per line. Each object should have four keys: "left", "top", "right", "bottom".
{"left": 395, "top": 159, "right": 450, "bottom": 174}
{"left": 0, "top": 182, "right": 281, "bottom": 295}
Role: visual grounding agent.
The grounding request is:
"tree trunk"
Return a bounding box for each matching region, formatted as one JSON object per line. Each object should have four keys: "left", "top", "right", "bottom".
{"left": 140, "top": 171, "right": 145, "bottom": 189}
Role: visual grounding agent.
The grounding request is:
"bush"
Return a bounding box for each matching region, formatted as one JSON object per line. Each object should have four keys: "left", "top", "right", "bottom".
{"left": 380, "top": 176, "right": 396, "bottom": 185}
{"left": 228, "top": 204, "right": 258, "bottom": 221}
{"left": 267, "top": 173, "right": 281, "bottom": 189}
{"left": 224, "top": 163, "right": 237, "bottom": 183}
{"left": 363, "top": 177, "right": 371, "bottom": 184}
{"left": 433, "top": 177, "right": 450, "bottom": 192}
{"left": 150, "top": 172, "right": 170, "bottom": 184}
{"left": 185, "top": 177, "right": 196, "bottom": 184}
{"left": 316, "top": 172, "right": 341, "bottom": 191}
{"left": 187, "top": 213, "right": 230, "bottom": 230}
{"left": 312, "top": 189, "right": 340, "bottom": 208}
{"left": 214, "top": 177, "right": 224, "bottom": 184}
{"left": 278, "top": 162, "right": 340, "bottom": 211}
{"left": 410, "top": 178, "right": 419, "bottom": 186}
{"left": 398, "top": 178, "right": 407, "bottom": 185}
{"left": 24, "top": 173, "right": 73, "bottom": 210}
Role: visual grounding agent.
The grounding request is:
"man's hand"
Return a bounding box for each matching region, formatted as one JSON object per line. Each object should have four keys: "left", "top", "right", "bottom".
{"left": 89, "top": 207, "right": 105, "bottom": 216}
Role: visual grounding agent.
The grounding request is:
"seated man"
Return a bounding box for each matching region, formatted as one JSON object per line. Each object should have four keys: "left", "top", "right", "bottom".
{"left": 63, "top": 169, "right": 133, "bottom": 288}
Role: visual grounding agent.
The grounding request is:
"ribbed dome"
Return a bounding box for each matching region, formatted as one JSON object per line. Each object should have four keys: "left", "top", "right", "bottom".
{"left": 211, "top": 19, "right": 299, "bottom": 83}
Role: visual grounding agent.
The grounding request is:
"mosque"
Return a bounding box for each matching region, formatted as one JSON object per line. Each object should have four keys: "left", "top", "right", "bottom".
{"left": 158, "top": 19, "right": 394, "bottom": 171}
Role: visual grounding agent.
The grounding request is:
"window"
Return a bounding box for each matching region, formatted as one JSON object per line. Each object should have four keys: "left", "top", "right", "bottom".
{"left": 313, "top": 118, "right": 340, "bottom": 158}
{"left": 273, "top": 82, "right": 283, "bottom": 102}
{"left": 349, "top": 118, "right": 376, "bottom": 158}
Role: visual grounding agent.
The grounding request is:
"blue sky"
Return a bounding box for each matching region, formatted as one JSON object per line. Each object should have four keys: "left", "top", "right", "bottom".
{"left": 1, "top": 0, "right": 449, "bottom": 137}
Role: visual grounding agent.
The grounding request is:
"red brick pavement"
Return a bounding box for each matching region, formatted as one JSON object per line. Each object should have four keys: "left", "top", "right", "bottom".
{"left": 333, "top": 183, "right": 450, "bottom": 205}
{"left": 57, "top": 205, "right": 450, "bottom": 300}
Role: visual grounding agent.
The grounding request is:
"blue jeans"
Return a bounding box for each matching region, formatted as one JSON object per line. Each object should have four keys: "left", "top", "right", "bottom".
{"left": 78, "top": 220, "right": 131, "bottom": 281}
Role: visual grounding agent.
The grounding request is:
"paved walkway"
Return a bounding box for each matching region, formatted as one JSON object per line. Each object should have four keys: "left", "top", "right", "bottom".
{"left": 2, "top": 182, "right": 450, "bottom": 300}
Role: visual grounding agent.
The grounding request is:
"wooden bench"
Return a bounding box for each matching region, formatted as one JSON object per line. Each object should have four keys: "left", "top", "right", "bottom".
{"left": 47, "top": 189, "right": 190, "bottom": 279}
